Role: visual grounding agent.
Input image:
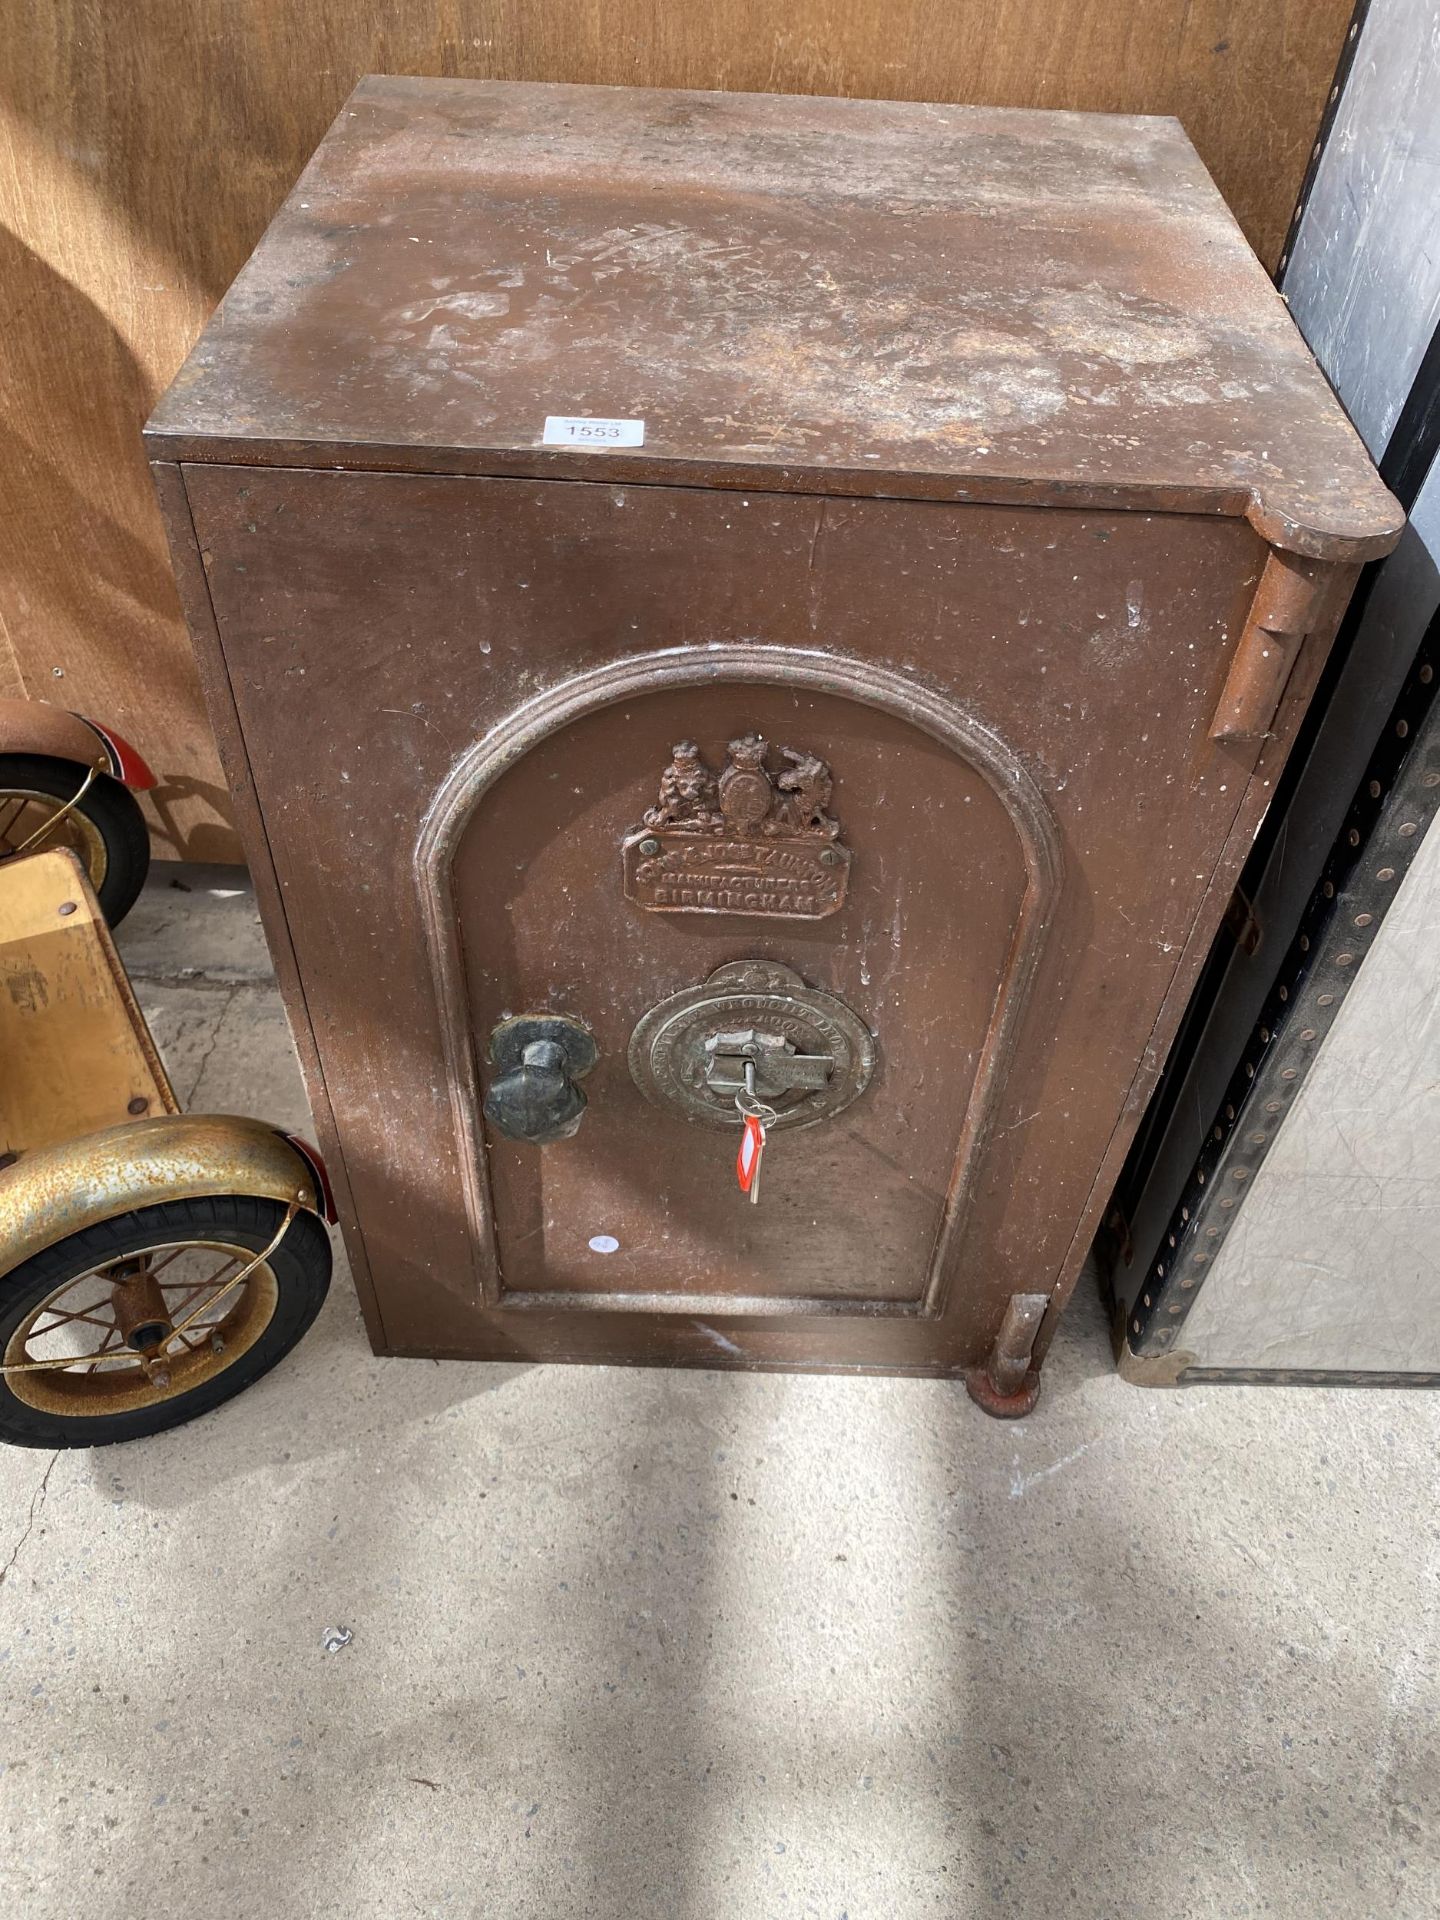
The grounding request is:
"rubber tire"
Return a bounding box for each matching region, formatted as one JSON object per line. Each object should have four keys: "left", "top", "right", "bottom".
{"left": 0, "top": 753, "right": 150, "bottom": 926}
{"left": 0, "top": 1196, "right": 331, "bottom": 1450}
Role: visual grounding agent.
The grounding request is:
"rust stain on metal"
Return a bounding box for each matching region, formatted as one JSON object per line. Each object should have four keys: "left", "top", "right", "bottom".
{"left": 965, "top": 1290, "right": 1049, "bottom": 1416}
{"left": 147, "top": 77, "right": 1402, "bottom": 563}
{"left": 0, "top": 1113, "right": 316, "bottom": 1283}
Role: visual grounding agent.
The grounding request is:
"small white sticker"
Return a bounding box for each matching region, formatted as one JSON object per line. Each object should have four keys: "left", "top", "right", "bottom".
{"left": 588, "top": 1234, "right": 621, "bottom": 1255}
{"left": 543, "top": 415, "right": 645, "bottom": 449}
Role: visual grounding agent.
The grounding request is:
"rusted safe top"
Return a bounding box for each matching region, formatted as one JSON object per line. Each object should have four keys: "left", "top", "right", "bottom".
{"left": 150, "top": 75, "right": 1398, "bottom": 559}
{"left": 148, "top": 79, "right": 1400, "bottom": 1407}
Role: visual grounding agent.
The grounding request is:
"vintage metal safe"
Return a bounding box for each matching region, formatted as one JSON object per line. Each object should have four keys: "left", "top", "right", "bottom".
{"left": 147, "top": 77, "right": 1399, "bottom": 1411}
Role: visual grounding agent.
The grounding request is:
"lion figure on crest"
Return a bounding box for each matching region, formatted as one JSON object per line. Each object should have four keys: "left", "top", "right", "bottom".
{"left": 775, "top": 748, "right": 838, "bottom": 838}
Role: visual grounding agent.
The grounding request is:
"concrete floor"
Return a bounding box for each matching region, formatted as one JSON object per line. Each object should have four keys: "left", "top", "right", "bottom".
{"left": 2, "top": 869, "right": 1438, "bottom": 1919}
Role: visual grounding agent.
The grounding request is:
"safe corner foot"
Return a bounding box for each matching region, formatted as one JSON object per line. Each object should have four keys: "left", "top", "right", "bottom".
{"left": 964, "top": 1366, "right": 1041, "bottom": 1420}
{"left": 964, "top": 1290, "right": 1051, "bottom": 1418}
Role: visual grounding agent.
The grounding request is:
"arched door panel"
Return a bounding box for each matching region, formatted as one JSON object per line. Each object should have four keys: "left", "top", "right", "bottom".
{"left": 440, "top": 670, "right": 1051, "bottom": 1313}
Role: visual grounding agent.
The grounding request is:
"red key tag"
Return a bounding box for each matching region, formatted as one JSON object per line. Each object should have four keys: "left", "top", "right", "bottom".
{"left": 737, "top": 1113, "right": 767, "bottom": 1203}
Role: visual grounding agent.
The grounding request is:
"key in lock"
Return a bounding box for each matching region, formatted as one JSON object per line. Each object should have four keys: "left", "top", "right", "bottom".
{"left": 627, "top": 960, "right": 875, "bottom": 1130}
{"left": 733, "top": 1061, "right": 779, "bottom": 1205}
{"left": 702, "top": 1028, "right": 835, "bottom": 1102}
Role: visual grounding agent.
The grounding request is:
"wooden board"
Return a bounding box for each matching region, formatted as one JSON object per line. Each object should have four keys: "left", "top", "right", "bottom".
{"left": 0, "top": 851, "right": 175, "bottom": 1157}
{"left": 0, "top": 2, "right": 1355, "bottom": 858}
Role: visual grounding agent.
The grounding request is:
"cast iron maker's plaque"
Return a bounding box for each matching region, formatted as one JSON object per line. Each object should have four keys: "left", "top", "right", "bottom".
{"left": 622, "top": 736, "right": 851, "bottom": 919}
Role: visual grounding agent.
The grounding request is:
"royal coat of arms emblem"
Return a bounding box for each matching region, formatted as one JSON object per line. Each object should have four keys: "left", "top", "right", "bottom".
{"left": 621, "top": 735, "right": 851, "bottom": 919}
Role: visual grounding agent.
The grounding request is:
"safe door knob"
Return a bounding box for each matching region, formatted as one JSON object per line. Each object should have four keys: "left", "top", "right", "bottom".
{"left": 483, "top": 1015, "right": 598, "bottom": 1145}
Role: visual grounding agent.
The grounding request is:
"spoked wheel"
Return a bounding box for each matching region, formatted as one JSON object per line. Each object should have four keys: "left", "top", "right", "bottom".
{"left": 0, "top": 753, "right": 150, "bottom": 925}
{"left": 0, "top": 1196, "right": 330, "bottom": 1449}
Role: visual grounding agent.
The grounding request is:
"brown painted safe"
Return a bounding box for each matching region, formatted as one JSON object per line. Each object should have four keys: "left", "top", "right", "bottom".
{"left": 148, "top": 77, "right": 1399, "bottom": 1411}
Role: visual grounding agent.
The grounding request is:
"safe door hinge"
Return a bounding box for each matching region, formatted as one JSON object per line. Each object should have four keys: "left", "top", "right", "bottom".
{"left": 1210, "top": 550, "right": 1330, "bottom": 744}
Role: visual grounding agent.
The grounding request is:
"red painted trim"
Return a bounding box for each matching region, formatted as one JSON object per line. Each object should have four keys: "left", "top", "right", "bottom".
{"left": 280, "top": 1132, "right": 338, "bottom": 1224}
{"left": 75, "top": 716, "right": 157, "bottom": 789}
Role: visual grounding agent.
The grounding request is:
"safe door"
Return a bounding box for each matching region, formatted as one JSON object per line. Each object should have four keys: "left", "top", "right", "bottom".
{"left": 450, "top": 681, "right": 1032, "bottom": 1319}
{"left": 178, "top": 463, "right": 1287, "bottom": 1384}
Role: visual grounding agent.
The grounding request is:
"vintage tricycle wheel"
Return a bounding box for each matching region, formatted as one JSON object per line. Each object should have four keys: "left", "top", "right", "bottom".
{"left": 0, "top": 752, "right": 150, "bottom": 925}
{"left": 0, "top": 1195, "right": 330, "bottom": 1449}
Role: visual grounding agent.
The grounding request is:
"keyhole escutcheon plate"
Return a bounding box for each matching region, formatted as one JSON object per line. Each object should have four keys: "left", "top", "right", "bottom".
{"left": 627, "top": 960, "right": 875, "bottom": 1130}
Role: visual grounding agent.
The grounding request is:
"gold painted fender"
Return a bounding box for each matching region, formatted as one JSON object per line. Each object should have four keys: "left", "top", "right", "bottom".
{"left": 0, "top": 697, "right": 156, "bottom": 788}
{"left": 0, "top": 1114, "right": 334, "bottom": 1282}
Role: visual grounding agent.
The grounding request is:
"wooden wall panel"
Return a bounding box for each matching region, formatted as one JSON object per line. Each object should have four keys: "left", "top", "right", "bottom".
{"left": 0, "top": 1, "right": 1352, "bottom": 859}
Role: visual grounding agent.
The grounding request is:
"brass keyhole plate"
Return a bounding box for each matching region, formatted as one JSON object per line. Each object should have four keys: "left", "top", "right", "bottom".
{"left": 627, "top": 961, "right": 875, "bottom": 1131}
